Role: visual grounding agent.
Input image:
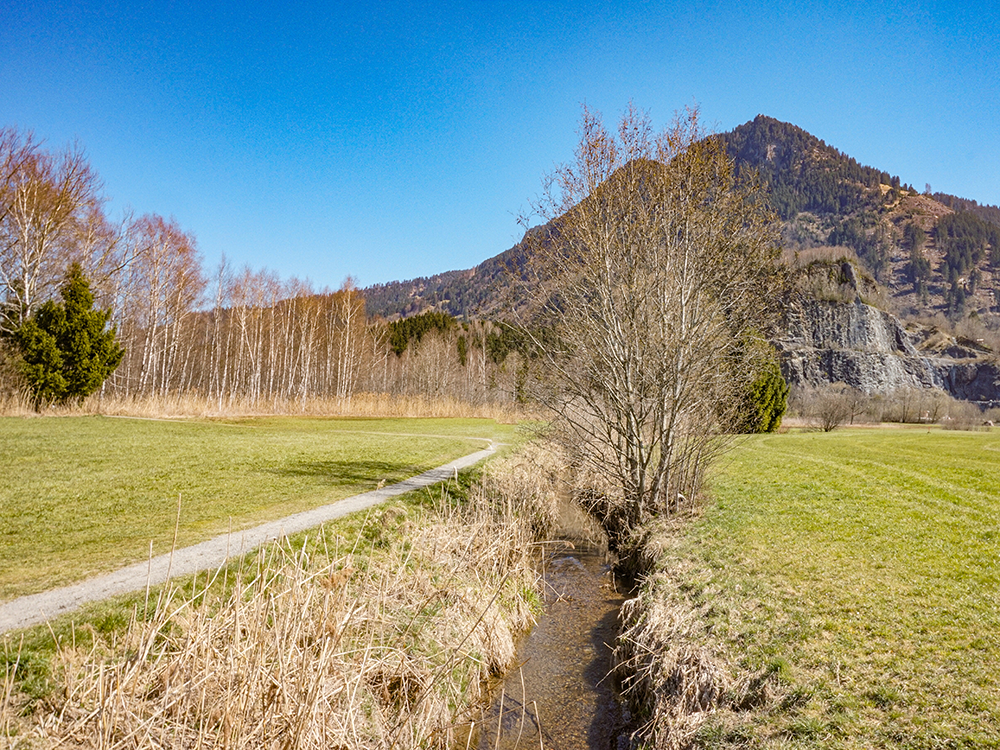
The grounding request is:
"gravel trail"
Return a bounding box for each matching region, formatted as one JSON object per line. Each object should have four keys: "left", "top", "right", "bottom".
{"left": 0, "top": 444, "right": 496, "bottom": 634}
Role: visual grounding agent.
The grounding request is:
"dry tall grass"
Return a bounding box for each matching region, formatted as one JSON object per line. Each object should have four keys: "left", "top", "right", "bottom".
{"left": 613, "top": 515, "right": 727, "bottom": 749}
{"left": 612, "top": 514, "right": 777, "bottom": 750}
{"left": 2, "top": 443, "right": 563, "bottom": 749}
{"left": 0, "top": 390, "right": 34, "bottom": 417}
{"left": 0, "top": 391, "right": 539, "bottom": 422}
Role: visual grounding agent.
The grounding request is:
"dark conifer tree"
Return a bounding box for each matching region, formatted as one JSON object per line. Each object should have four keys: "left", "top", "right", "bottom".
{"left": 737, "top": 357, "right": 789, "bottom": 433}
{"left": 13, "top": 263, "right": 124, "bottom": 407}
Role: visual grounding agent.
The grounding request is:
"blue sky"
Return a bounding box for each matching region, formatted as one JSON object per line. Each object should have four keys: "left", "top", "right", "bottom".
{"left": 2, "top": 0, "right": 998, "bottom": 290}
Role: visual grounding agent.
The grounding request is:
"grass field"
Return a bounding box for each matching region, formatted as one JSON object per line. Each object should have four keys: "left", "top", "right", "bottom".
{"left": 0, "top": 415, "right": 526, "bottom": 601}
{"left": 653, "top": 428, "right": 1000, "bottom": 747}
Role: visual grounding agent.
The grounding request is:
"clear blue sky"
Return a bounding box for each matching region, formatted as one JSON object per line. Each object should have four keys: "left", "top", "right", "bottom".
{"left": 2, "top": 0, "right": 998, "bottom": 290}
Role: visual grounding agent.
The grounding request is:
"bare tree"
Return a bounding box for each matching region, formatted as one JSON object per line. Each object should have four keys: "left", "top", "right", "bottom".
{"left": 0, "top": 134, "right": 103, "bottom": 333}
{"left": 520, "top": 105, "right": 783, "bottom": 548}
{"left": 331, "top": 278, "right": 366, "bottom": 401}
{"left": 116, "top": 214, "right": 204, "bottom": 396}
{"left": 800, "top": 382, "right": 856, "bottom": 431}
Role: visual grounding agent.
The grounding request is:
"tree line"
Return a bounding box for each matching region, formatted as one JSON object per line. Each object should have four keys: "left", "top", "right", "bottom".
{"left": 0, "top": 127, "right": 527, "bottom": 409}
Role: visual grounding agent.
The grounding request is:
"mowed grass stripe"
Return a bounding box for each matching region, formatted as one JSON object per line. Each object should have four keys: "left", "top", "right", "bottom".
{"left": 748, "top": 433, "right": 1000, "bottom": 536}
{"left": 694, "top": 429, "right": 1000, "bottom": 746}
{"left": 775, "top": 431, "right": 1000, "bottom": 501}
{"left": 719, "top": 432, "right": 999, "bottom": 594}
{"left": 1, "top": 416, "right": 521, "bottom": 601}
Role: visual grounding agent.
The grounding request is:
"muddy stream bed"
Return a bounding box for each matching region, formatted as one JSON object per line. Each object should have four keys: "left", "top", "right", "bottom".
{"left": 458, "top": 499, "right": 631, "bottom": 749}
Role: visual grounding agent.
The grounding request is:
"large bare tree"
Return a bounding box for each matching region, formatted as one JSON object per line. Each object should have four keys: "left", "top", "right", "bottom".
{"left": 521, "top": 105, "right": 784, "bottom": 548}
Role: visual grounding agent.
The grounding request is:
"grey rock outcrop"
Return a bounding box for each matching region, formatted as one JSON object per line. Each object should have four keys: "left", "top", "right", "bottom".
{"left": 776, "top": 297, "right": 1000, "bottom": 404}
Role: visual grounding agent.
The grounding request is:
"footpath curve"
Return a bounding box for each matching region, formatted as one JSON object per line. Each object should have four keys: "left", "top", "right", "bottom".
{"left": 0, "top": 444, "right": 497, "bottom": 634}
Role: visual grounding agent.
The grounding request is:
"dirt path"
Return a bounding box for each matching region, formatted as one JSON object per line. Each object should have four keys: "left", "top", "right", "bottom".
{"left": 0, "top": 444, "right": 497, "bottom": 634}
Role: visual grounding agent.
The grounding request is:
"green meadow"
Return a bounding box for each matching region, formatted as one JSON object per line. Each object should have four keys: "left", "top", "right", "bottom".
{"left": 677, "top": 428, "right": 1000, "bottom": 747}
{"left": 0, "top": 415, "right": 523, "bottom": 600}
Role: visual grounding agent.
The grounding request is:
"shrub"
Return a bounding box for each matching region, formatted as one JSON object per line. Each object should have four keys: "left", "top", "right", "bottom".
{"left": 941, "top": 400, "right": 985, "bottom": 431}
{"left": 737, "top": 358, "right": 788, "bottom": 433}
{"left": 12, "top": 263, "right": 123, "bottom": 408}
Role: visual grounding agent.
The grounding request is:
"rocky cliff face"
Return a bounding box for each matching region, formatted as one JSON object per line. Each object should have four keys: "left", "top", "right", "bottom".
{"left": 776, "top": 297, "right": 1000, "bottom": 404}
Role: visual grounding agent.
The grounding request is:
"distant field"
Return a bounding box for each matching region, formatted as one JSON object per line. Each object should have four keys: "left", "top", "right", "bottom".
{"left": 0, "top": 416, "right": 524, "bottom": 601}
{"left": 678, "top": 428, "right": 1000, "bottom": 747}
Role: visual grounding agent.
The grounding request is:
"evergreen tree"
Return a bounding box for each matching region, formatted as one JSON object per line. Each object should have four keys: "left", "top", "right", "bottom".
{"left": 738, "top": 357, "right": 789, "bottom": 433}
{"left": 13, "top": 263, "right": 124, "bottom": 407}
{"left": 905, "top": 222, "right": 932, "bottom": 296}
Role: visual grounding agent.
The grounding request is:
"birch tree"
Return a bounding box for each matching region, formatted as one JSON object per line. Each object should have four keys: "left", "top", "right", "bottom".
{"left": 123, "top": 214, "right": 204, "bottom": 396}
{"left": 0, "top": 133, "right": 103, "bottom": 333}
{"left": 331, "top": 278, "right": 366, "bottom": 401}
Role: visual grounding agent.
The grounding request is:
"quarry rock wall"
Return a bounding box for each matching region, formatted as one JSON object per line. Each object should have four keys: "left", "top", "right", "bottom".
{"left": 777, "top": 298, "right": 1000, "bottom": 403}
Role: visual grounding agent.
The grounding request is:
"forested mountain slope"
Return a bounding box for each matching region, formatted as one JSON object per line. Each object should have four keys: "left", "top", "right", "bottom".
{"left": 721, "top": 115, "right": 1000, "bottom": 319}
{"left": 365, "top": 116, "right": 1000, "bottom": 327}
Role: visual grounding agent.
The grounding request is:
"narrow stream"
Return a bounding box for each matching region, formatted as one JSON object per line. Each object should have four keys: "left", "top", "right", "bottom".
{"left": 462, "top": 500, "right": 630, "bottom": 749}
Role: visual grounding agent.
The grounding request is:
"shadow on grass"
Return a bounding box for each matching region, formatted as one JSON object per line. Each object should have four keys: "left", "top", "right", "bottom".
{"left": 270, "top": 459, "right": 419, "bottom": 486}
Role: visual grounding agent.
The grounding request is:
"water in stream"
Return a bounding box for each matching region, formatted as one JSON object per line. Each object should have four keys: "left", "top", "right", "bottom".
{"left": 463, "top": 500, "right": 630, "bottom": 750}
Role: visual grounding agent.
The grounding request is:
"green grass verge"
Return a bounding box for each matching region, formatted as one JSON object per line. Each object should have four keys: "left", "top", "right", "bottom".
{"left": 1, "top": 415, "right": 528, "bottom": 600}
{"left": 677, "top": 428, "right": 1000, "bottom": 747}
{"left": 1, "top": 468, "right": 483, "bottom": 705}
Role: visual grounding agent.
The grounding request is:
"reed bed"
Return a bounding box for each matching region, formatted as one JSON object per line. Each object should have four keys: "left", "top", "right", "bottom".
{"left": 612, "top": 513, "right": 779, "bottom": 750}
{"left": 2, "top": 442, "right": 563, "bottom": 749}
{"left": 0, "top": 391, "right": 34, "bottom": 417}
{"left": 0, "top": 391, "right": 536, "bottom": 422}
{"left": 613, "top": 515, "right": 727, "bottom": 750}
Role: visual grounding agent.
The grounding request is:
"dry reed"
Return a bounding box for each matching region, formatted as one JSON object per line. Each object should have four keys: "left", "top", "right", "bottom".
{"left": 615, "top": 588, "right": 732, "bottom": 749}
{"left": 2, "top": 442, "right": 564, "bottom": 749}
{"left": 0, "top": 391, "right": 540, "bottom": 422}
{"left": 0, "top": 390, "right": 34, "bottom": 417}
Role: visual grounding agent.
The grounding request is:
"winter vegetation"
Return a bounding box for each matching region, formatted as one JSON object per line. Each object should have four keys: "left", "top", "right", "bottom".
{"left": 0, "top": 128, "right": 533, "bottom": 415}
{"left": 789, "top": 382, "right": 998, "bottom": 432}
{"left": 516, "top": 105, "right": 785, "bottom": 560}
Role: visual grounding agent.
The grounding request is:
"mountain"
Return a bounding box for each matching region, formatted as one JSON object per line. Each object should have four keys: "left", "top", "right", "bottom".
{"left": 362, "top": 237, "right": 529, "bottom": 320}
{"left": 723, "top": 115, "right": 1000, "bottom": 319}
{"left": 361, "top": 116, "right": 1000, "bottom": 403}
{"left": 364, "top": 115, "right": 1000, "bottom": 324}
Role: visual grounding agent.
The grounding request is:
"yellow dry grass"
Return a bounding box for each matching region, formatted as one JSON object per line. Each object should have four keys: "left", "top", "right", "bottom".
{"left": 2, "top": 442, "right": 564, "bottom": 749}
{"left": 0, "top": 391, "right": 542, "bottom": 423}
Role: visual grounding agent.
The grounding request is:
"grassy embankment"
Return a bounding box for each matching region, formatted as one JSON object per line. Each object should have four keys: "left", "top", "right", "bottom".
{"left": 0, "top": 415, "right": 525, "bottom": 601}
{"left": 2, "top": 419, "right": 559, "bottom": 748}
{"left": 619, "top": 428, "right": 1000, "bottom": 748}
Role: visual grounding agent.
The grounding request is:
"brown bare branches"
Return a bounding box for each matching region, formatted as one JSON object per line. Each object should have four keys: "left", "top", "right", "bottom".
{"left": 0, "top": 129, "right": 104, "bottom": 333}
{"left": 519, "top": 105, "right": 784, "bottom": 548}
{"left": 0, "top": 128, "right": 542, "bottom": 413}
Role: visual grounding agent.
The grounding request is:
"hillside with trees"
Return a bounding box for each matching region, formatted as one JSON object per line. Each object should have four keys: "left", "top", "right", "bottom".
{"left": 720, "top": 116, "right": 1000, "bottom": 321}
{"left": 5, "top": 117, "right": 999, "bottom": 413}
{"left": 364, "top": 116, "right": 1000, "bottom": 333}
